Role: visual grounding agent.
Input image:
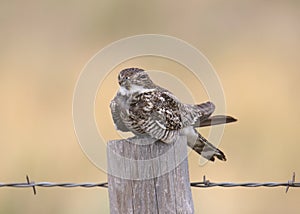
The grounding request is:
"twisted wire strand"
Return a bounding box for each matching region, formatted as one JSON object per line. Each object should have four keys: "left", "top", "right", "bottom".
{"left": 0, "top": 182, "right": 108, "bottom": 188}
{"left": 0, "top": 173, "right": 298, "bottom": 195}
{"left": 1, "top": 182, "right": 299, "bottom": 188}
{"left": 190, "top": 182, "right": 300, "bottom": 188}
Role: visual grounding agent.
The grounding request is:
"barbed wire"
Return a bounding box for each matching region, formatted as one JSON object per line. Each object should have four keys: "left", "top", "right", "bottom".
{"left": 0, "top": 173, "right": 298, "bottom": 195}
{"left": 191, "top": 174, "right": 299, "bottom": 193}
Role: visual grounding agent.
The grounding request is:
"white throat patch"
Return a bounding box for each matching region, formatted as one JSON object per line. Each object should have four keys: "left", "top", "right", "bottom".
{"left": 118, "top": 85, "right": 154, "bottom": 96}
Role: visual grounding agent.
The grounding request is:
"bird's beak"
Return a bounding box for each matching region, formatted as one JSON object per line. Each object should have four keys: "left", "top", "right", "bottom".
{"left": 118, "top": 76, "right": 125, "bottom": 86}
{"left": 118, "top": 79, "right": 123, "bottom": 86}
{"left": 118, "top": 79, "right": 128, "bottom": 87}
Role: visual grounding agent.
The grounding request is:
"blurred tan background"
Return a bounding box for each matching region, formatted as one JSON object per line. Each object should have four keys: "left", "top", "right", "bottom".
{"left": 1, "top": 0, "right": 300, "bottom": 213}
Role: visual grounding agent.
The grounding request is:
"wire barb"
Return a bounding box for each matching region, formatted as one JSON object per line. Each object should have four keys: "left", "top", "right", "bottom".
{"left": 26, "top": 175, "right": 36, "bottom": 195}
{"left": 286, "top": 172, "right": 296, "bottom": 193}
{"left": 202, "top": 175, "right": 210, "bottom": 186}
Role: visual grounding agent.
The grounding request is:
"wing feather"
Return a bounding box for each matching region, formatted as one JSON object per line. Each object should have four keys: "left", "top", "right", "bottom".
{"left": 110, "top": 96, "right": 130, "bottom": 132}
{"left": 126, "top": 90, "right": 202, "bottom": 143}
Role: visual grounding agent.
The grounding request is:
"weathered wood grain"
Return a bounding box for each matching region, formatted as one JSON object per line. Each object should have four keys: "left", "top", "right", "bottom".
{"left": 107, "top": 136, "right": 194, "bottom": 214}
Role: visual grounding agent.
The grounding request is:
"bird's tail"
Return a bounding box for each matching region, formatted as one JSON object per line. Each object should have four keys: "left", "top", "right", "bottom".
{"left": 194, "top": 115, "right": 237, "bottom": 128}
{"left": 193, "top": 101, "right": 237, "bottom": 128}
{"left": 189, "top": 133, "right": 226, "bottom": 161}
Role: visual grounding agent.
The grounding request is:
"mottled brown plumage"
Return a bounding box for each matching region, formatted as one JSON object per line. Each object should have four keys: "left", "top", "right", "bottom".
{"left": 110, "top": 68, "right": 237, "bottom": 161}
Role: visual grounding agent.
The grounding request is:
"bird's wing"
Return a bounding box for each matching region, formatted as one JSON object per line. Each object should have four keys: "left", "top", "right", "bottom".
{"left": 192, "top": 101, "right": 215, "bottom": 127}
{"left": 110, "top": 95, "right": 130, "bottom": 132}
{"left": 125, "top": 90, "right": 203, "bottom": 143}
{"left": 193, "top": 101, "right": 237, "bottom": 127}
{"left": 196, "top": 101, "right": 215, "bottom": 120}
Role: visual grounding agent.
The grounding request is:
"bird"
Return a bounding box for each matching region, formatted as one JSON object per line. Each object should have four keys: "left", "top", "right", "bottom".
{"left": 110, "top": 68, "right": 237, "bottom": 161}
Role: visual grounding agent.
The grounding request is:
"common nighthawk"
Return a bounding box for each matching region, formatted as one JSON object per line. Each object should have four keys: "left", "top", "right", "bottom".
{"left": 110, "top": 68, "right": 237, "bottom": 161}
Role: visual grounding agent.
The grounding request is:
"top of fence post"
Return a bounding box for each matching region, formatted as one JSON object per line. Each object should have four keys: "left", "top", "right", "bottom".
{"left": 107, "top": 136, "right": 194, "bottom": 214}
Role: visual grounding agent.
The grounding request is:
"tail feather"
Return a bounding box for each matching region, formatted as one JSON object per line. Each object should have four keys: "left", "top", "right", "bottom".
{"left": 190, "top": 133, "right": 226, "bottom": 161}
{"left": 195, "top": 101, "right": 237, "bottom": 128}
{"left": 194, "top": 115, "right": 237, "bottom": 128}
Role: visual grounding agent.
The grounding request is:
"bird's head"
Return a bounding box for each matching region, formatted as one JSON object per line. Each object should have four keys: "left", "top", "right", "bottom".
{"left": 118, "top": 68, "right": 154, "bottom": 90}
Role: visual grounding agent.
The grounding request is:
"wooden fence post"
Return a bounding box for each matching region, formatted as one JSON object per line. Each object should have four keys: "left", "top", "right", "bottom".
{"left": 107, "top": 136, "right": 194, "bottom": 214}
